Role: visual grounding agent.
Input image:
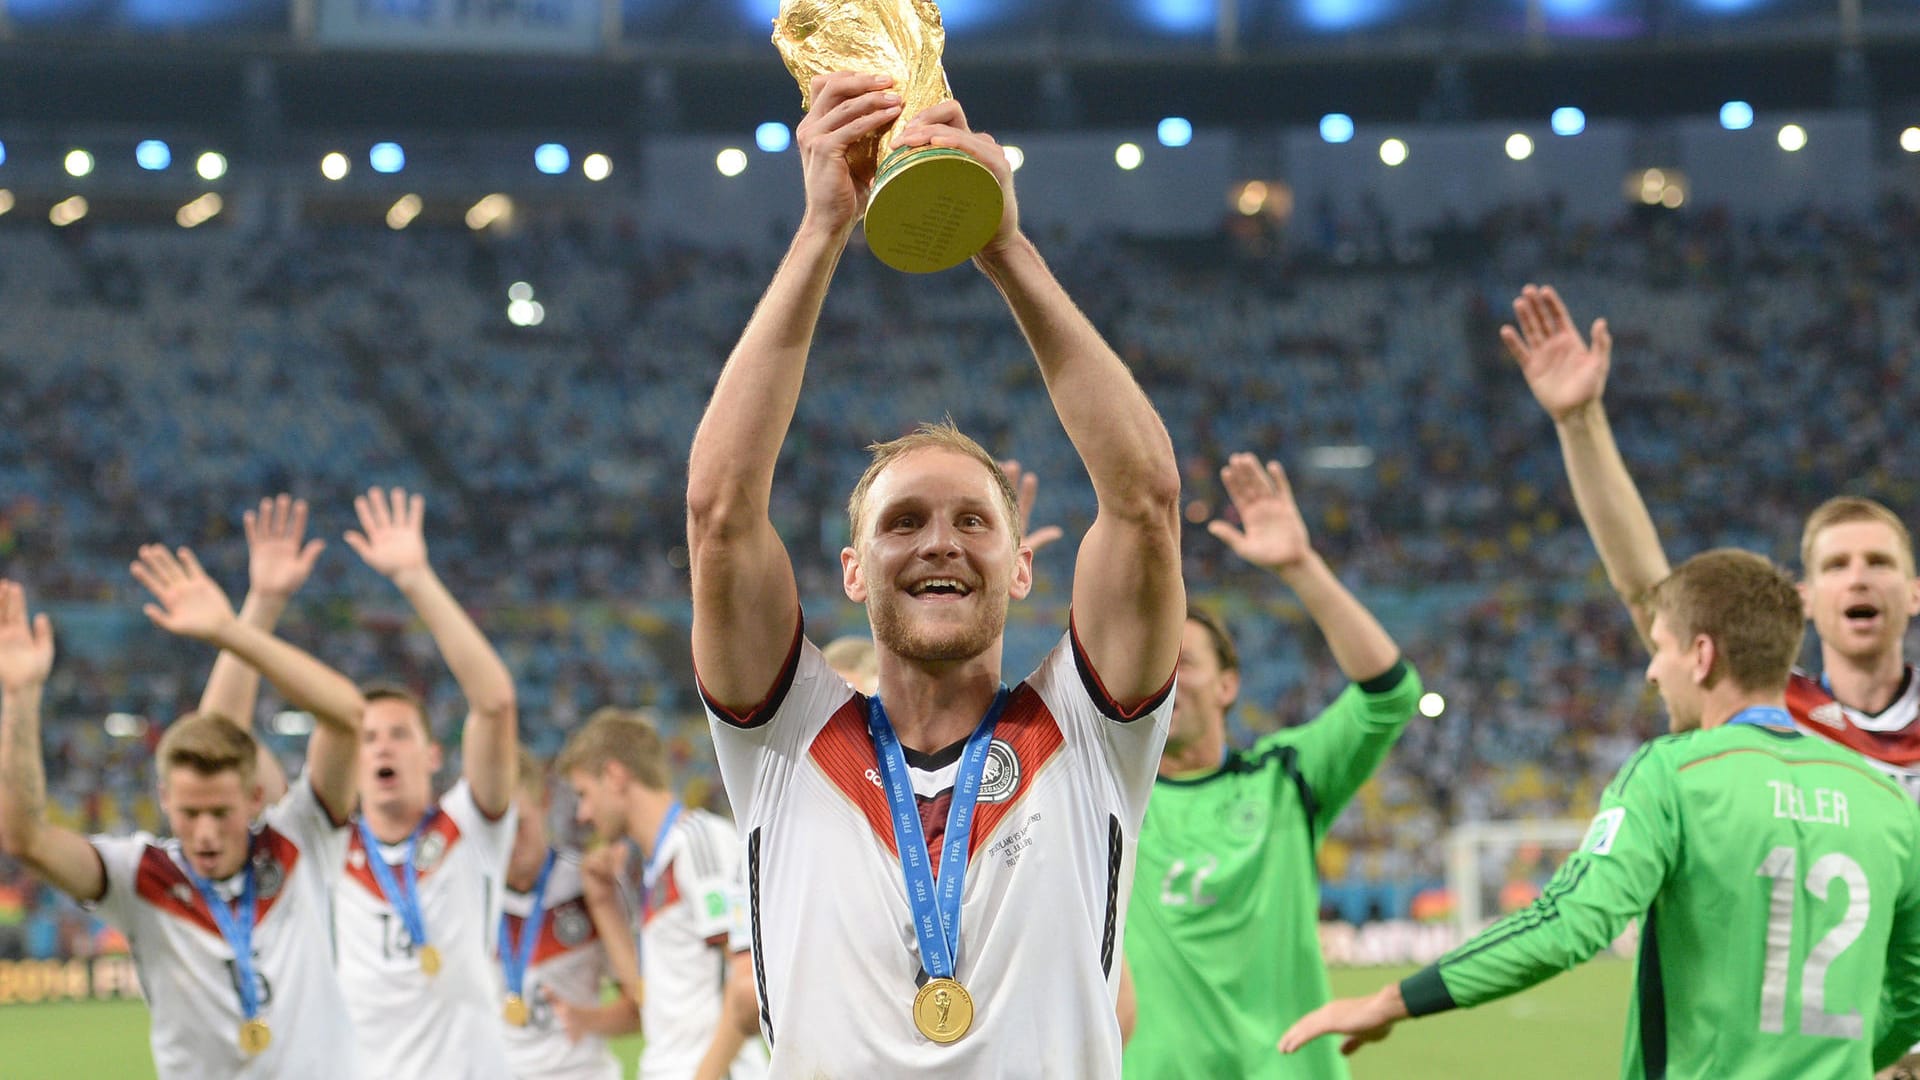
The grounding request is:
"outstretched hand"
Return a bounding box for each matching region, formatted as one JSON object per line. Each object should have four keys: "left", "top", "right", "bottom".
{"left": 796, "top": 72, "right": 904, "bottom": 237}
{"left": 1000, "top": 460, "right": 1064, "bottom": 554}
{"left": 1207, "top": 453, "right": 1313, "bottom": 575}
{"left": 1277, "top": 988, "right": 1404, "bottom": 1057}
{"left": 131, "top": 545, "right": 237, "bottom": 642}
{"left": 0, "top": 580, "right": 55, "bottom": 692}
{"left": 892, "top": 99, "right": 1021, "bottom": 257}
{"left": 246, "top": 494, "right": 325, "bottom": 600}
{"left": 344, "top": 487, "right": 430, "bottom": 582}
{"left": 1500, "top": 284, "right": 1612, "bottom": 423}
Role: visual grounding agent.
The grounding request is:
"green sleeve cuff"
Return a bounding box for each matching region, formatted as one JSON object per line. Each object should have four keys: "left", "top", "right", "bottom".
{"left": 1356, "top": 658, "right": 1411, "bottom": 697}
{"left": 1400, "top": 965, "right": 1457, "bottom": 1018}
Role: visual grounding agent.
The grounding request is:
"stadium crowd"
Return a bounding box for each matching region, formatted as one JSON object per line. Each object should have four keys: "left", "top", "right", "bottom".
{"left": 2, "top": 192, "right": 1918, "bottom": 960}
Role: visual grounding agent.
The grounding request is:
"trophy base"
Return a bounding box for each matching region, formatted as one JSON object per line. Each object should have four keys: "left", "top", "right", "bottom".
{"left": 863, "top": 147, "right": 1004, "bottom": 274}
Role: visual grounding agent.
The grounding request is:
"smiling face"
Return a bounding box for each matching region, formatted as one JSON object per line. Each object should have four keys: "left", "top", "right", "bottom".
{"left": 567, "top": 763, "right": 632, "bottom": 844}
{"left": 1801, "top": 519, "right": 1920, "bottom": 667}
{"left": 161, "top": 767, "right": 265, "bottom": 880}
{"left": 358, "top": 697, "right": 441, "bottom": 823}
{"left": 842, "top": 447, "right": 1033, "bottom": 665}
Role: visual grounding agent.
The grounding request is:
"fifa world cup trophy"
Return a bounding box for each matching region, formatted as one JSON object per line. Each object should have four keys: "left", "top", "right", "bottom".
{"left": 774, "top": 0, "right": 1005, "bottom": 273}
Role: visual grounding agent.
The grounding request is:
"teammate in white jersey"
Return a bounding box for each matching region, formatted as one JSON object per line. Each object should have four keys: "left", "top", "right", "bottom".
{"left": 684, "top": 76, "right": 1184, "bottom": 1076}
{"left": 561, "top": 708, "right": 766, "bottom": 1080}
{"left": 494, "top": 746, "right": 639, "bottom": 1080}
{"left": 0, "top": 551, "right": 366, "bottom": 1080}
{"left": 1504, "top": 284, "right": 1920, "bottom": 1076}
{"left": 333, "top": 487, "right": 522, "bottom": 1080}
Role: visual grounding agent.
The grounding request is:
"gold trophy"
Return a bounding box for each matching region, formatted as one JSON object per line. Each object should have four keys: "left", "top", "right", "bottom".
{"left": 774, "top": 0, "right": 1005, "bottom": 274}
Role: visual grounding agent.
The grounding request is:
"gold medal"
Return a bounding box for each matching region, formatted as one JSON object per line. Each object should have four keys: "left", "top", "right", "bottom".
{"left": 912, "top": 978, "right": 973, "bottom": 1044}
{"left": 502, "top": 994, "right": 530, "bottom": 1027}
{"left": 418, "top": 944, "right": 442, "bottom": 977}
{"left": 238, "top": 1019, "right": 272, "bottom": 1055}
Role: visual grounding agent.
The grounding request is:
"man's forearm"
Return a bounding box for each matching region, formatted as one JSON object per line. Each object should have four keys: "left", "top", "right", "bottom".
{"left": 975, "top": 235, "right": 1178, "bottom": 512}
{"left": 198, "top": 590, "right": 289, "bottom": 727}
{"left": 1554, "top": 402, "right": 1671, "bottom": 646}
{"left": 208, "top": 622, "right": 364, "bottom": 735}
{"left": 1276, "top": 554, "right": 1401, "bottom": 684}
{"left": 0, "top": 686, "right": 50, "bottom": 853}
{"left": 389, "top": 567, "right": 515, "bottom": 721}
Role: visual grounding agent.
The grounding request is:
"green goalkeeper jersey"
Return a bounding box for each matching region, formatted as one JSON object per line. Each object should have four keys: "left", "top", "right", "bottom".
{"left": 1124, "top": 660, "right": 1423, "bottom": 1080}
{"left": 1400, "top": 715, "right": 1920, "bottom": 1079}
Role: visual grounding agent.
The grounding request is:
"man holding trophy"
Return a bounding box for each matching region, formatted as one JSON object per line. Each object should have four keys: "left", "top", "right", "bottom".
{"left": 681, "top": 0, "right": 1186, "bottom": 1073}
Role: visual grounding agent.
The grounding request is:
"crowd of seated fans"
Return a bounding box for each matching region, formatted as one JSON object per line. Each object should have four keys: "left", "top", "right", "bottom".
{"left": 1, "top": 193, "right": 1916, "bottom": 955}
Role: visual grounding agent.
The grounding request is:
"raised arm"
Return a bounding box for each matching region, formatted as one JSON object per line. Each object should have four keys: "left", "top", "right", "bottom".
{"left": 687, "top": 72, "right": 902, "bottom": 712}
{"left": 898, "top": 103, "right": 1184, "bottom": 704}
{"left": 1504, "top": 284, "right": 1671, "bottom": 650}
{"left": 198, "top": 495, "right": 326, "bottom": 804}
{"left": 346, "top": 487, "right": 516, "bottom": 816}
{"left": 1209, "top": 454, "right": 1400, "bottom": 682}
{"left": 0, "top": 581, "right": 105, "bottom": 902}
{"left": 134, "top": 546, "right": 364, "bottom": 824}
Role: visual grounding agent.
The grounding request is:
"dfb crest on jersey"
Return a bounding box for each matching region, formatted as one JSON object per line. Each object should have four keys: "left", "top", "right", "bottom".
{"left": 415, "top": 831, "right": 448, "bottom": 872}
{"left": 977, "top": 739, "right": 1021, "bottom": 804}
{"left": 251, "top": 849, "right": 286, "bottom": 900}
{"left": 553, "top": 902, "right": 592, "bottom": 947}
{"left": 1225, "top": 798, "right": 1268, "bottom": 839}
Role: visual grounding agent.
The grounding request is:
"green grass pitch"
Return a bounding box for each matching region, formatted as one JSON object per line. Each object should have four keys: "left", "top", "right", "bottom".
{"left": 0, "top": 960, "right": 1631, "bottom": 1079}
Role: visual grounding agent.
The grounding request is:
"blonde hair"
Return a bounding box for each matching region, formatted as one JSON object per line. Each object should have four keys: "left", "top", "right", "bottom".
{"left": 155, "top": 713, "right": 258, "bottom": 787}
{"left": 820, "top": 635, "right": 878, "bottom": 685}
{"left": 1649, "top": 549, "right": 1804, "bottom": 693}
{"left": 1799, "top": 496, "right": 1914, "bottom": 576}
{"left": 845, "top": 420, "right": 1022, "bottom": 550}
{"left": 555, "top": 708, "right": 669, "bottom": 790}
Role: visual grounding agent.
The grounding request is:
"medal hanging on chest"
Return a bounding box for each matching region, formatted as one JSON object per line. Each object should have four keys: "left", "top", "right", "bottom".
{"left": 867, "top": 689, "right": 1007, "bottom": 1045}
{"left": 498, "top": 850, "right": 557, "bottom": 1027}
{"left": 358, "top": 814, "right": 442, "bottom": 977}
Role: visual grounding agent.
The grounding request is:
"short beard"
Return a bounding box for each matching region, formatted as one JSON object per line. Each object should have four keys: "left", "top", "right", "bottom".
{"left": 868, "top": 589, "right": 1008, "bottom": 664}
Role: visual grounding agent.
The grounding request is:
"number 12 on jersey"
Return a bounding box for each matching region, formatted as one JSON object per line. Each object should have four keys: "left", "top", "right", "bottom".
{"left": 1755, "top": 847, "right": 1868, "bottom": 1039}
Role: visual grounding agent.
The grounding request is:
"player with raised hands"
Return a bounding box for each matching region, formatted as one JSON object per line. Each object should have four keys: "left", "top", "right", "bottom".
{"left": 333, "top": 486, "right": 522, "bottom": 1080}
{"left": 685, "top": 73, "right": 1183, "bottom": 1075}
{"left": 1124, "top": 453, "right": 1420, "bottom": 1079}
{"left": 197, "top": 493, "right": 329, "bottom": 803}
{"left": 1504, "top": 284, "right": 1920, "bottom": 802}
{"left": 1, "top": 551, "right": 365, "bottom": 1079}
{"left": 1280, "top": 549, "right": 1920, "bottom": 1078}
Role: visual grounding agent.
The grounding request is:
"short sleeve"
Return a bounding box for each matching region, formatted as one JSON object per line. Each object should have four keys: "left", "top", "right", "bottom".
{"left": 1028, "top": 624, "right": 1176, "bottom": 830}
{"left": 699, "top": 624, "right": 856, "bottom": 830}
{"left": 262, "top": 772, "right": 351, "bottom": 885}
{"left": 87, "top": 834, "right": 155, "bottom": 931}
{"left": 440, "top": 778, "right": 519, "bottom": 873}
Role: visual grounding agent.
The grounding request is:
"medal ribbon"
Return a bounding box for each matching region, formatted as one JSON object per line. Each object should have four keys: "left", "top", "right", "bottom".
{"left": 867, "top": 688, "right": 1007, "bottom": 982}
{"left": 1726, "top": 705, "right": 1795, "bottom": 728}
{"left": 639, "top": 801, "right": 683, "bottom": 920}
{"left": 498, "top": 849, "right": 557, "bottom": 999}
{"left": 183, "top": 841, "right": 262, "bottom": 1023}
{"left": 358, "top": 813, "right": 436, "bottom": 958}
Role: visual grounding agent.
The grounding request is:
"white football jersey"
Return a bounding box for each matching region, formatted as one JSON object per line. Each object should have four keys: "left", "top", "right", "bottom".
{"left": 639, "top": 807, "right": 767, "bottom": 1080}
{"left": 702, "top": 624, "right": 1174, "bottom": 1078}
{"left": 336, "top": 779, "right": 518, "bottom": 1080}
{"left": 89, "top": 775, "right": 355, "bottom": 1080}
{"left": 495, "top": 851, "right": 621, "bottom": 1080}
{"left": 1787, "top": 667, "right": 1920, "bottom": 801}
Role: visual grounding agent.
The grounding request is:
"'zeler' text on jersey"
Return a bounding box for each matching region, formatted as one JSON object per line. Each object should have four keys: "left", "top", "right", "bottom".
{"left": 1787, "top": 667, "right": 1920, "bottom": 801}
{"left": 701, "top": 620, "right": 1174, "bottom": 1079}
{"left": 496, "top": 852, "right": 620, "bottom": 1080}
{"left": 336, "top": 779, "right": 518, "bottom": 1080}
{"left": 89, "top": 775, "right": 356, "bottom": 1080}
{"left": 638, "top": 807, "right": 766, "bottom": 1080}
